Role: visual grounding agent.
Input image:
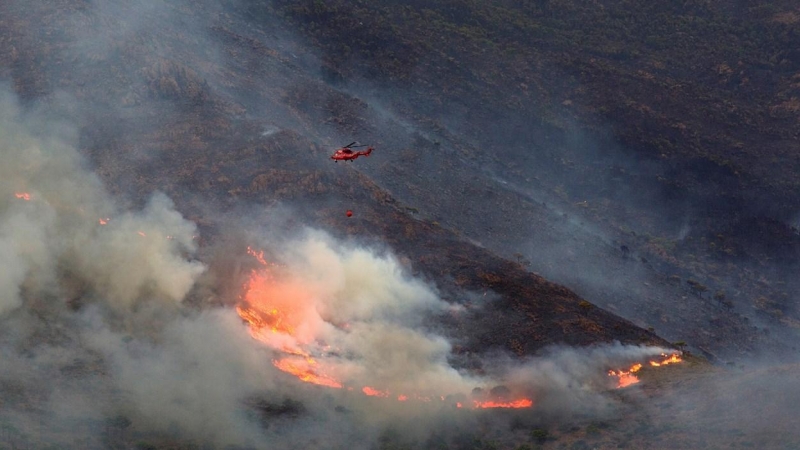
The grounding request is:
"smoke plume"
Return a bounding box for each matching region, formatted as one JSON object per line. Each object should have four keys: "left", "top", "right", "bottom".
{"left": 0, "top": 85, "right": 675, "bottom": 448}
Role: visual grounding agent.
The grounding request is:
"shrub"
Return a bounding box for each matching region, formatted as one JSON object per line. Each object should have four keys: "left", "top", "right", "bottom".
{"left": 531, "top": 428, "right": 549, "bottom": 444}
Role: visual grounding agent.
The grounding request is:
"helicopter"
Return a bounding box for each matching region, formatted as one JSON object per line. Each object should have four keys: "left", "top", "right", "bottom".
{"left": 331, "top": 142, "right": 374, "bottom": 162}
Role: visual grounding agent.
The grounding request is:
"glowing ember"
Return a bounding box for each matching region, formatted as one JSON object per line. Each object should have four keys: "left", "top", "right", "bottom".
{"left": 362, "top": 387, "right": 390, "bottom": 397}
{"left": 98, "top": 218, "right": 109, "bottom": 225}
{"left": 247, "top": 246, "right": 268, "bottom": 266}
{"left": 14, "top": 192, "right": 31, "bottom": 201}
{"left": 473, "top": 398, "right": 534, "bottom": 409}
{"left": 650, "top": 353, "right": 682, "bottom": 367}
{"left": 273, "top": 357, "right": 342, "bottom": 389}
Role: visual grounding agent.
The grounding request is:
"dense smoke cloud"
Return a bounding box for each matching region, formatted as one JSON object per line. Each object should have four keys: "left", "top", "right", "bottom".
{"left": 0, "top": 88, "right": 204, "bottom": 315}
{"left": 85, "top": 309, "right": 275, "bottom": 446}
{"left": 0, "top": 84, "right": 679, "bottom": 448}
{"left": 4, "top": 0, "right": 800, "bottom": 446}
{"left": 246, "top": 229, "right": 477, "bottom": 397}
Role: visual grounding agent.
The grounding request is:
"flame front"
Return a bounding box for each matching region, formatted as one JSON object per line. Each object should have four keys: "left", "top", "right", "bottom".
{"left": 609, "top": 353, "right": 683, "bottom": 388}
{"left": 473, "top": 398, "right": 534, "bottom": 409}
{"left": 608, "top": 363, "right": 643, "bottom": 388}
{"left": 650, "top": 353, "right": 682, "bottom": 367}
{"left": 363, "top": 387, "right": 390, "bottom": 397}
{"left": 14, "top": 192, "right": 31, "bottom": 201}
{"left": 273, "top": 357, "right": 342, "bottom": 389}
{"left": 236, "top": 247, "right": 534, "bottom": 409}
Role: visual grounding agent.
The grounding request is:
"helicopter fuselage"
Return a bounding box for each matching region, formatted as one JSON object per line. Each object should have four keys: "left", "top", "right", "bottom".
{"left": 331, "top": 147, "right": 373, "bottom": 161}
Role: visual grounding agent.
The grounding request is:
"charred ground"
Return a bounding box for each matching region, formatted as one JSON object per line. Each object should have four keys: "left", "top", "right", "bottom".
{"left": 231, "top": 0, "right": 800, "bottom": 360}
{"left": 1, "top": 0, "right": 799, "bottom": 448}
{"left": 0, "top": 0, "right": 672, "bottom": 357}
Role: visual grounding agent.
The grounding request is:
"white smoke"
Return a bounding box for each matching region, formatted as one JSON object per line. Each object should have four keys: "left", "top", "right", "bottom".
{"left": 0, "top": 86, "right": 218, "bottom": 445}
{"left": 0, "top": 85, "right": 678, "bottom": 448}
{"left": 83, "top": 309, "right": 276, "bottom": 447}
{"left": 242, "top": 229, "right": 475, "bottom": 399}
{"left": 0, "top": 88, "right": 204, "bottom": 315}
{"left": 502, "top": 343, "right": 673, "bottom": 416}
{"left": 73, "top": 193, "right": 205, "bottom": 310}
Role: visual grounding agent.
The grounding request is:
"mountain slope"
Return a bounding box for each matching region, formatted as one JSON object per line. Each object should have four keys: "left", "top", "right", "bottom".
{"left": 228, "top": 0, "right": 800, "bottom": 360}
{"left": 3, "top": 0, "right": 795, "bottom": 360}
{"left": 0, "top": 0, "right": 668, "bottom": 358}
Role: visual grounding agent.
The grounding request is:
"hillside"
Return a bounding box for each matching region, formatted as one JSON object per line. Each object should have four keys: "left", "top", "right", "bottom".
{"left": 225, "top": 0, "right": 800, "bottom": 360}
{"left": 0, "top": 0, "right": 799, "bottom": 448}
{"left": 0, "top": 0, "right": 673, "bottom": 355}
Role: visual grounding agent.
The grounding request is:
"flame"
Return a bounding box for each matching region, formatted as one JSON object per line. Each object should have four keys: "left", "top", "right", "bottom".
{"left": 247, "top": 246, "right": 268, "bottom": 266}
{"left": 273, "top": 357, "right": 342, "bottom": 389}
{"left": 363, "top": 387, "right": 390, "bottom": 397}
{"left": 609, "top": 353, "right": 683, "bottom": 388}
{"left": 98, "top": 218, "right": 109, "bottom": 225}
{"left": 236, "top": 302, "right": 295, "bottom": 337}
{"left": 473, "top": 398, "right": 534, "bottom": 409}
{"left": 137, "top": 231, "right": 146, "bottom": 237}
{"left": 608, "top": 363, "right": 643, "bottom": 388}
{"left": 650, "top": 353, "right": 682, "bottom": 367}
{"left": 236, "top": 246, "right": 535, "bottom": 409}
{"left": 14, "top": 192, "right": 31, "bottom": 201}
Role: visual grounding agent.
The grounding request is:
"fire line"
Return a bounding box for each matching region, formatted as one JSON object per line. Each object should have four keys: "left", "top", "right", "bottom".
{"left": 236, "top": 247, "right": 535, "bottom": 409}
{"left": 608, "top": 353, "right": 683, "bottom": 388}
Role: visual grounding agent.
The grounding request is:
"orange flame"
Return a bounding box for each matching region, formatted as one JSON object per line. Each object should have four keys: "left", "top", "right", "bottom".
{"left": 473, "top": 398, "right": 534, "bottom": 409}
{"left": 363, "top": 387, "right": 390, "bottom": 397}
{"left": 609, "top": 353, "right": 683, "bottom": 388}
{"left": 608, "top": 363, "right": 643, "bottom": 388}
{"left": 235, "top": 303, "right": 295, "bottom": 337}
{"left": 137, "top": 231, "right": 146, "bottom": 237}
{"left": 650, "top": 353, "right": 682, "bottom": 367}
{"left": 99, "top": 218, "right": 109, "bottom": 225}
{"left": 247, "top": 246, "right": 268, "bottom": 266}
{"left": 236, "top": 246, "right": 535, "bottom": 409}
{"left": 14, "top": 192, "right": 31, "bottom": 201}
{"left": 272, "top": 357, "right": 342, "bottom": 389}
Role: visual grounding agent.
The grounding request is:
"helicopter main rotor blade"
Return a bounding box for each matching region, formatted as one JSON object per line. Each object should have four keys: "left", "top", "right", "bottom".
{"left": 344, "top": 141, "right": 357, "bottom": 148}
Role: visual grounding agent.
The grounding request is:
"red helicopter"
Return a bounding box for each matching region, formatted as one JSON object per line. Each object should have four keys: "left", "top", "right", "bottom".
{"left": 331, "top": 142, "right": 374, "bottom": 162}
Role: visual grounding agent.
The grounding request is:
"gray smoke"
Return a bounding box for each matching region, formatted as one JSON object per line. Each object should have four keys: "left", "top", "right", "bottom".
{"left": 0, "top": 88, "right": 204, "bottom": 315}
{"left": 0, "top": 85, "right": 678, "bottom": 448}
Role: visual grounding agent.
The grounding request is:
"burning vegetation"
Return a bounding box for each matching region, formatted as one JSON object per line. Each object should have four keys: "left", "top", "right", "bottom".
{"left": 608, "top": 353, "right": 683, "bottom": 388}
{"left": 235, "top": 244, "right": 685, "bottom": 411}
{"left": 235, "top": 245, "right": 536, "bottom": 409}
